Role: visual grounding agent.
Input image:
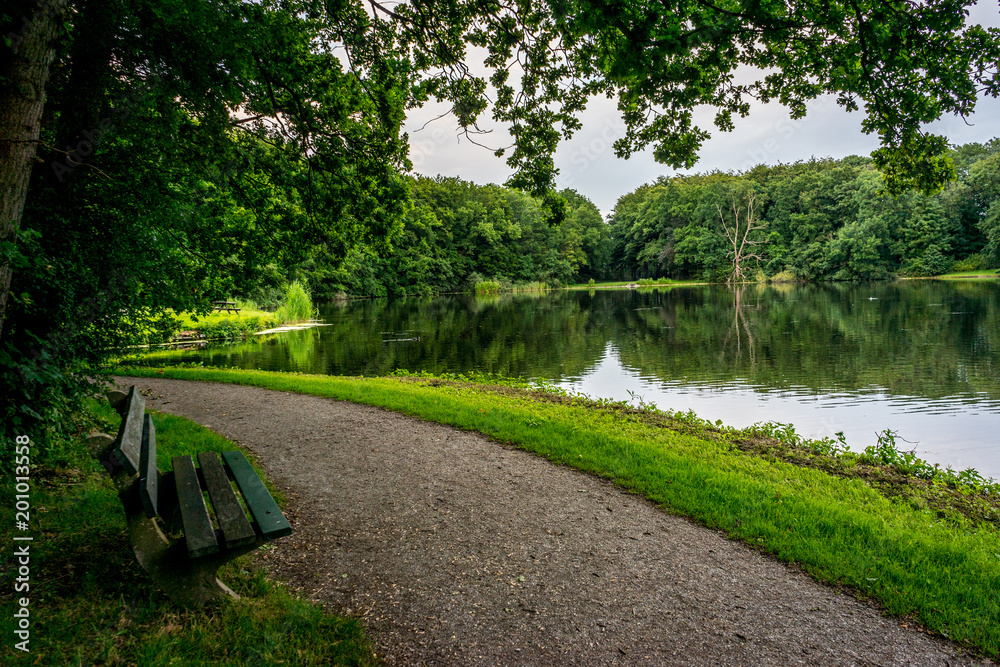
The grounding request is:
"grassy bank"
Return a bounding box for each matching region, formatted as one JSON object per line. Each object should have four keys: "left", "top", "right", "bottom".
{"left": 165, "top": 281, "right": 319, "bottom": 342}
{"left": 116, "top": 366, "right": 1000, "bottom": 660}
{"left": 169, "top": 304, "right": 280, "bottom": 340}
{"left": 933, "top": 269, "right": 1000, "bottom": 279}
{"left": 0, "top": 399, "right": 376, "bottom": 666}
{"left": 566, "top": 278, "right": 705, "bottom": 289}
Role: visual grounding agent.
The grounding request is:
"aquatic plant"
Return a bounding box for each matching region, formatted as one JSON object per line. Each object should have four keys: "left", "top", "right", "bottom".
{"left": 474, "top": 281, "right": 501, "bottom": 295}
{"left": 276, "top": 280, "right": 316, "bottom": 323}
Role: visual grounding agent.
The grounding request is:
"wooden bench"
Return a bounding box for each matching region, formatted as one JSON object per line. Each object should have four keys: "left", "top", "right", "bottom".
{"left": 90, "top": 385, "right": 291, "bottom": 608}
{"left": 211, "top": 300, "right": 241, "bottom": 314}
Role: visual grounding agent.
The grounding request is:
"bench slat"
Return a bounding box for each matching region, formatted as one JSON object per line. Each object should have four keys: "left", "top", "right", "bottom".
{"left": 138, "top": 414, "right": 158, "bottom": 517}
{"left": 222, "top": 451, "right": 291, "bottom": 539}
{"left": 198, "top": 452, "right": 256, "bottom": 549}
{"left": 172, "top": 456, "right": 219, "bottom": 558}
{"left": 112, "top": 387, "right": 145, "bottom": 475}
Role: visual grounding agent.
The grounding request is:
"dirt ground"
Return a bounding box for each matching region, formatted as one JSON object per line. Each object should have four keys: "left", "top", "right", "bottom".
{"left": 118, "top": 377, "right": 994, "bottom": 666}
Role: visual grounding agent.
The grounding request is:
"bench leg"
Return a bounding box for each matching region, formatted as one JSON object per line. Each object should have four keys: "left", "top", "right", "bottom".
{"left": 121, "top": 484, "right": 256, "bottom": 608}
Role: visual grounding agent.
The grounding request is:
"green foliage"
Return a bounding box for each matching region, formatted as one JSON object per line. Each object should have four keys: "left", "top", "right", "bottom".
{"left": 608, "top": 144, "right": 1000, "bottom": 282}
{"left": 769, "top": 270, "right": 798, "bottom": 283}
{"left": 275, "top": 280, "right": 316, "bottom": 324}
{"left": 860, "top": 429, "right": 939, "bottom": 478}
{"left": 189, "top": 316, "right": 274, "bottom": 341}
{"left": 305, "top": 179, "right": 610, "bottom": 298}
{"left": 2, "top": 0, "right": 412, "bottom": 452}
{"left": 389, "top": 0, "right": 1000, "bottom": 195}
{"left": 902, "top": 244, "right": 952, "bottom": 277}
{"left": 855, "top": 430, "right": 1000, "bottom": 494}
{"left": 513, "top": 281, "right": 549, "bottom": 292}
{"left": 967, "top": 152, "right": 1000, "bottom": 268}
{"left": 951, "top": 254, "right": 989, "bottom": 273}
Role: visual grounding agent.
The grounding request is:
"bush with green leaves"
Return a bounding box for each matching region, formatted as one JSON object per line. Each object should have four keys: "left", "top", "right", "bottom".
{"left": 950, "top": 254, "right": 989, "bottom": 272}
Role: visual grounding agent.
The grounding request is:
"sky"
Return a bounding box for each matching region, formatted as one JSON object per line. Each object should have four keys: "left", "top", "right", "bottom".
{"left": 403, "top": 3, "right": 1000, "bottom": 215}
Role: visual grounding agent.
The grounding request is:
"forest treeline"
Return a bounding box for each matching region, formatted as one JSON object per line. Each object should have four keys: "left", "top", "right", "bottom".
{"left": 301, "top": 177, "right": 611, "bottom": 299}
{"left": 608, "top": 140, "right": 1000, "bottom": 282}
{"left": 298, "top": 139, "right": 1000, "bottom": 299}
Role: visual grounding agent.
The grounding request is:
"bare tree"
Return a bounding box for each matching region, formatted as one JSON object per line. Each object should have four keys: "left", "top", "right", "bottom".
{"left": 717, "top": 191, "right": 766, "bottom": 285}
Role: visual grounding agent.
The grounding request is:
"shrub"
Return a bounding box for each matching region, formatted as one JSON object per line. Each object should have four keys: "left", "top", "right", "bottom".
{"left": 587, "top": 278, "right": 596, "bottom": 287}
{"left": 243, "top": 278, "right": 288, "bottom": 310}
{"left": 950, "top": 253, "right": 989, "bottom": 273}
{"left": 474, "top": 280, "right": 501, "bottom": 295}
{"left": 275, "top": 280, "right": 316, "bottom": 323}
{"left": 195, "top": 316, "right": 274, "bottom": 340}
{"left": 902, "top": 244, "right": 952, "bottom": 277}
{"left": 768, "top": 270, "right": 798, "bottom": 283}
{"left": 466, "top": 272, "right": 485, "bottom": 291}
{"left": 235, "top": 298, "right": 260, "bottom": 312}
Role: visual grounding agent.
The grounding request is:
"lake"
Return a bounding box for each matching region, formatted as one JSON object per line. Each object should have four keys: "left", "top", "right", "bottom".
{"left": 145, "top": 281, "right": 1000, "bottom": 480}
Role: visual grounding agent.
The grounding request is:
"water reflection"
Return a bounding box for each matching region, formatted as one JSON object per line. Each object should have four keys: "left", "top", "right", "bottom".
{"left": 562, "top": 342, "right": 999, "bottom": 480}
{"left": 142, "top": 281, "right": 1000, "bottom": 478}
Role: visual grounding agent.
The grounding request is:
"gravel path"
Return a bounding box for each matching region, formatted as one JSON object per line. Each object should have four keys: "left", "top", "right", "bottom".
{"left": 121, "top": 377, "right": 993, "bottom": 666}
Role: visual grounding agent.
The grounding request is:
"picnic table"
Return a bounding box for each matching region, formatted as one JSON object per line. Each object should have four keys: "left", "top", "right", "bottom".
{"left": 211, "top": 300, "right": 241, "bottom": 314}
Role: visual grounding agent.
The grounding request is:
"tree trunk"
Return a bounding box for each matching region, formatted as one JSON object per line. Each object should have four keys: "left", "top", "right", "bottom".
{"left": 0, "top": 0, "right": 67, "bottom": 342}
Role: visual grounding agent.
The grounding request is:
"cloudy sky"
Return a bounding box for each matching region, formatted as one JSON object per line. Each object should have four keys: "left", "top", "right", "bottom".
{"left": 403, "top": 3, "right": 1000, "bottom": 215}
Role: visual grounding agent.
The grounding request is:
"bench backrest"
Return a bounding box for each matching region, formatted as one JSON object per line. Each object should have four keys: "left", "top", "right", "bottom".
{"left": 112, "top": 386, "right": 145, "bottom": 475}
{"left": 139, "top": 413, "right": 159, "bottom": 517}
{"left": 111, "top": 386, "right": 159, "bottom": 518}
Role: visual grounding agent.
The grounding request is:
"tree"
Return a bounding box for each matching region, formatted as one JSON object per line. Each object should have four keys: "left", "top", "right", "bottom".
{"left": 2, "top": 0, "right": 999, "bottom": 450}
{"left": 609, "top": 142, "right": 1000, "bottom": 282}
{"left": 718, "top": 188, "right": 766, "bottom": 284}
{"left": 384, "top": 0, "right": 1000, "bottom": 194}
{"left": 967, "top": 153, "right": 1000, "bottom": 267}
{"left": 0, "top": 0, "right": 69, "bottom": 342}
{"left": 1, "top": 0, "right": 414, "bottom": 446}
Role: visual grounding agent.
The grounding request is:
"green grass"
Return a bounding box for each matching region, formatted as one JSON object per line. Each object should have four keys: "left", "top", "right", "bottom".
{"left": 512, "top": 281, "right": 549, "bottom": 292}
{"left": 115, "top": 366, "right": 1000, "bottom": 659}
{"left": 169, "top": 308, "right": 280, "bottom": 341}
{"left": 934, "top": 269, "right": 999, "bottom": 279}
{"left": 0, "top": 399, "right": 376, "bottom": 666}
{"left": 165, "top": 282, "right": 317, "bottom": 342}
{"left": 171, "top": 307, "right": 277, "bottom": 331}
